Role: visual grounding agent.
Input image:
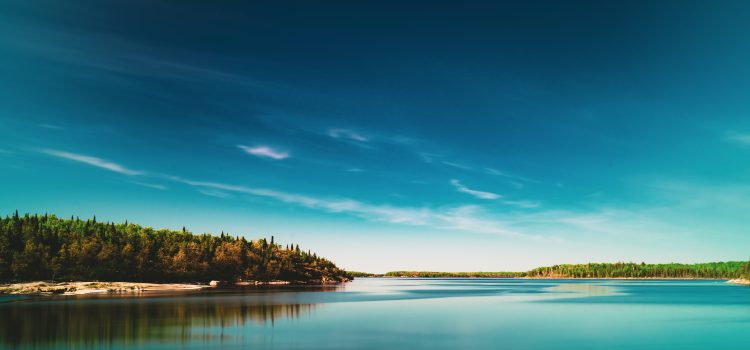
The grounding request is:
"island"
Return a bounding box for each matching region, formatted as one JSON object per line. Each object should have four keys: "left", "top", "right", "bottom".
{"left": 0, "top": 212, "right": 352, "bottom": 294}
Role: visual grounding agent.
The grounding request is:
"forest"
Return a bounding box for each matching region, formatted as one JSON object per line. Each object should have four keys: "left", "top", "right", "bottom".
{"left": 524, "top": 261, "right": 747, "bottom": 279}
{"left": 385, "top": 271, "right": 522, "bottom": 278}
{"left": 1, "top": 212, "right": 746, "bottom": 283}
{"left": 0, "top": 212, "right": 352, "bottom": 284}
{"left": 386, "top": 261, "right": 748, "bottom": 279}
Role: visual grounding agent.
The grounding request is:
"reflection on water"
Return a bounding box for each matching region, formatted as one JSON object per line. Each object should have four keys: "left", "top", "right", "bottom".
{"left": 546, "top": 282, "right": 623, "bottom": 297}
{"left": 1, "top": 279, "right": 748, "bottom": 350}
{"left": 0, "top": 296, "right": 315, "bottom": 348}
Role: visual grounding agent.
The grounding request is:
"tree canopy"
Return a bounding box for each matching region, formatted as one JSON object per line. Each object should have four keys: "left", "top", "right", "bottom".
{"left": 0, "top": 212, "right": 352, "bottom": 284}
{"left": 383, "top": 261, "right": 748, "bottom": 279}
{"left": 384, "top": 271, "right": 522, "bottom": 278}
{"left": 524, "top": 261, "right": 746, "bottom": 279}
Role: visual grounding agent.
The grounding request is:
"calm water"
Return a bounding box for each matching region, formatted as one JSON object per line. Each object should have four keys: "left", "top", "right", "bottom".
{"left": 1, "top": 278, "right": 748, "bottom": 349}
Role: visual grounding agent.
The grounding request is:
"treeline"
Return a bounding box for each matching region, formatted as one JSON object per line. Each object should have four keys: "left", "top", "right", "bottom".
{"left": 385, "top": 271, "right": 522, "bottom": 278}
{"left": 348, "top": 271, "right": 381, "bottom": 278}
{"left": 525, "top": 262, "right": 747, "bottom": 279}
{"left": 0, "top": 212, "right": 352, "bottom": 283}
{"left": 379, "top": 261, "right": 749, "bottom": 279}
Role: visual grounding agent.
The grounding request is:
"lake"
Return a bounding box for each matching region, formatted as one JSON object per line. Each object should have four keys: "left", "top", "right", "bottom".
{"left": 1, "top": 278, "right": 748, "bottom": 349}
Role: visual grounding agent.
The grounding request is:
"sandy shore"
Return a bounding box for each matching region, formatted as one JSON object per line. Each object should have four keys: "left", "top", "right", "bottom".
{"left": 728, "top": 278, "right": 750, "bottom": 286}
{"left": 0, "top": 281, "right": 207, "bottom": 295}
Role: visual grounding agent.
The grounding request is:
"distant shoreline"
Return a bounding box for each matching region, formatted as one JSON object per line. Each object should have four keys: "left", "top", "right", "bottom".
{"left": 3, "top": 277, "right": 746, "bottom": 296}
{"left": 356, "top": 276, "right": 736, "bottom": 281}
{"left": 355, "top": 262, "right": 748, "bottom": 279}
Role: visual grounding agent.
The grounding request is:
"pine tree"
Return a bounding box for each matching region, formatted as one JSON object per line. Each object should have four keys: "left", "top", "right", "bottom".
{"left": 0, "top": 213, "right": 353, "bottom": 284}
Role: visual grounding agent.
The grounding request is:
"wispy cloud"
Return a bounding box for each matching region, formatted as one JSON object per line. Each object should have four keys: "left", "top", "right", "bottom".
{"left": 167, "top": 176, "right": 535, "bottom": 239}
{"left": 128, "top": 181, "right": 167, "bottom": 190}
{"left": 33, "top": 149, "right": 703, "bottom": 244}
{"left": 501, "top": 200, "right": 541, "bottom": 209}
{"left": 35, "top": 149, "right": 701, "bottom": 243}
{"left": 451, "top": 179, "right": 501, "bottom": 200}
{"left": 6, "top": 24, "right": 267, "bottom": 90}
{"left": 198, "top": 189, "right": 230, "bottom": 198}
{"left": 442, "top": 161, "right": 472, "bottom": 170}
{"left": 451, "top": 179, "right": 540, "bottom": 207}
{"left": 41, "top": 149, "right": 142, "bottom": 176}
{"left": 38, "top": 124, "right": 64, "bottom": 130}
{"left": 725, "top": 132, "right": 750, "bottom": 146}
{"left": 485, "top": 168, "right": 536, "bottom": 183}
{"left": 237, "top": 145, "right": 290, "bottom": 160}
{"left": 329, "top": 128, "right": 368, "bottom": 142}
{"left": 419, "top": 153, "right": 473, "bottom": 170}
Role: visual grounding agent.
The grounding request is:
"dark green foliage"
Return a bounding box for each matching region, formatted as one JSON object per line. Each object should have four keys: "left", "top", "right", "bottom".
{"left": 0, "top": 213, "right": 352, "bottom": 283}
{"left": 524, "top": 261, "right": 747, "bottom": 279}
{"left": 384, "top": 271, "right": 522, "bottom": 278}
{"left": 381, "top": 262, "right": 748, "bottom": 279}
{"left": 348, "top": 271, "right": 384, "bottom": 278}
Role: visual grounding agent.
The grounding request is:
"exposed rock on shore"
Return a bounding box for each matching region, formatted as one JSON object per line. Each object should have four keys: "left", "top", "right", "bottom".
{"left": 0, "top": 281, "right": 206, "bottom": 295}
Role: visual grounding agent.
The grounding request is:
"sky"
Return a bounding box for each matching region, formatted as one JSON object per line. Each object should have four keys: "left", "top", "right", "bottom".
{"left": 1, "top": 1, "right": 749, "bottom": 273}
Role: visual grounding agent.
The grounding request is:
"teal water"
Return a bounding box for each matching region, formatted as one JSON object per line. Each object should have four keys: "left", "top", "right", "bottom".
{"left": 0, "top": 279, "right": 748, "bottom": 349}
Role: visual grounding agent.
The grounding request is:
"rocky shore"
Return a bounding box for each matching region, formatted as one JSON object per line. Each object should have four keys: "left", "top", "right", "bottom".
{"left": 0, "top": 281, "right": 207, "bottom": 295}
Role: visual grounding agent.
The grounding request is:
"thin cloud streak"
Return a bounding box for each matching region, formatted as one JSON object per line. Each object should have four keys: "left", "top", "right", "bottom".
{"left": 40, "top": 149, "right": 143, "bottom": 176}
{"left": 198, "top": 189, "right": 231, "bottom": 198}
{"left": 38, "top": 124, "right": 64, "bottom": 130}
{"left": 725, "top": 132, "right": 750, "bottom": 146}
{"left": 485, "top": 168, "right": 537, "bottom": 183}
{"left": 167, "top": 176, "right": 535, "bottom": 239}
{"left": 442, "top": 161, "right": 472, "bottom": 170}
{"left": 36, "top": 150, "right": 690, "bottom": 244}
{"left": 329, "top": 128, "right": 368, "bottom": 142}
{"left": 502, "top": 200, "right": 541, "bottom": 209}
{"left": 451, "top": 179, "right": 501, "bottom": 200}
{"left": 237, "top": 145, "right": 290, "bottom": 159}
{"left": 128, "top": 181, "right": 167, "bottom": 190}
{"left": 35, "top": 150, "right": 691, "bottom": 244}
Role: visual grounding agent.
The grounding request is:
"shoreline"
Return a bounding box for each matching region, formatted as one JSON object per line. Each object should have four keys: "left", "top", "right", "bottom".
{"left": 728, "top": 278, "right": 750, "bottom": 285}
{"left": 360, "top": 276, "right": 734, "bottom": 281}
{"left": 3, "top": 277, "right": 744, "bottom": 296}
{"left": 0, "top": 279, "right": 349, "bottom": 296}
{"left": 0, "top": 281, "right": 208, "bottom": 296}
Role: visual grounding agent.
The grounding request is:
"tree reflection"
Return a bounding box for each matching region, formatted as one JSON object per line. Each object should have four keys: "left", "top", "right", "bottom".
{"left": 0, "top": 295, "right": 317, "bottom": 349}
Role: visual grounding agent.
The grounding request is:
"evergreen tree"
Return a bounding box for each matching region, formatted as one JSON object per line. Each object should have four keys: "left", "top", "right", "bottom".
{"left": 0, "top": 212, "right": 352, "bottom": 284}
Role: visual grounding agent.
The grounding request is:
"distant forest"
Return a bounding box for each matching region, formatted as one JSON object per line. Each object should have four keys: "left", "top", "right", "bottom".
{"left": 0, "top": 212, "right": 352, "bottom": 283}
{"left": 384, "top": 261, "right": 749, "bottom": 279}
{"left": 384, "top": 271, "right": 522, "bottom": 278}
{"left": 1, "top": 212, "right": 747, "bottom": 284}
{"left": 524, "top": 261, "right": 747, "bottom": 279}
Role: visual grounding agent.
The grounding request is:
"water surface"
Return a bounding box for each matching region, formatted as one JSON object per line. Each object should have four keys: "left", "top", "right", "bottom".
{"left": 1, "top": 278, "right": 748, "bottom": 349}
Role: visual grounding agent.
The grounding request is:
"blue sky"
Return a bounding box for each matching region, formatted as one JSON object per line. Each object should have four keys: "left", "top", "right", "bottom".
{"left": 1, "top": 1, "right": 749, "bottom": 272}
